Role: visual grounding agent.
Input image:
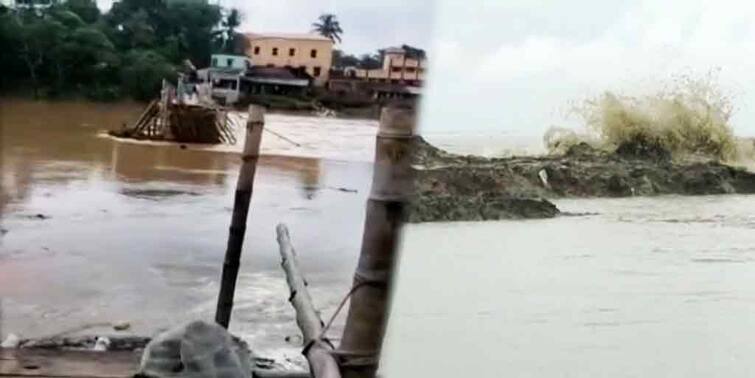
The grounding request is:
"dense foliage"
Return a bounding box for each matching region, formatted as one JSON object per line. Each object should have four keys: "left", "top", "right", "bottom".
{"left": 0, "top": 0, "right": 241, "bottom": 101}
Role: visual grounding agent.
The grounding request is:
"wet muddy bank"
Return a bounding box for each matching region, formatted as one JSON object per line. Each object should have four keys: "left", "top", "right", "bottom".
{"left": 9, "top": 334, "right": 290, "bottom": 372}
{"left": 410, "top": 138, "right": 755, "bottom": 222}
{"left": 13, "top": 335, "right": 150, "bottom": 351}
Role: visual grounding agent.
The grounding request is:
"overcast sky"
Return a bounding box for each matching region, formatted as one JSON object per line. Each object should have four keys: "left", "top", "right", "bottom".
{"left": 420, "top": 0, "right": 755, "bottom": 136}
{"left": 97, "top": 0, "right": 436, "bottom": 57}
{"left": 221, "top": 0, "right": 435, "bottom": 56}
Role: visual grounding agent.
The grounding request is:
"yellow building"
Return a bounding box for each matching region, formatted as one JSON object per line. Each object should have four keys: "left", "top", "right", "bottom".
{"left": 346, "top": 47, "right": 427, "bottom": 85}
{"left": 244, "top": 33, "right": 334, "bottom": 86}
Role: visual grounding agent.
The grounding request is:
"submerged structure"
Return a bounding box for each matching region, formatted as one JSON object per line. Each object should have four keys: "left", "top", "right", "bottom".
{"left": 109, "top": 80, "right": 237, "bottom": 144}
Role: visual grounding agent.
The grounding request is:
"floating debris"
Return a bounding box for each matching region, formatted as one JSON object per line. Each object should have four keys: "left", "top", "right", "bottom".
{"left": 20, "top": 214, "right": 50, "bottom": 220}
{"left": 112, "top": 322, "right": 131, "bottom": 331}
{"left": 119, "top": 188, "right": 201, "bottom": 200}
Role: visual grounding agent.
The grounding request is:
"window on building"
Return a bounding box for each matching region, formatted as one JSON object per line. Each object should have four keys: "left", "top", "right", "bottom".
{"left": 211, "top": 57, "right": 218, "bottom": 67}
{"left": 313, "top": 66, "right": 322, "bottom": 77}
{"left": 253, "top": 46, "right": 260, "bottom": 55}
{"left": 216, "top": 79, "right": 238, "bottom": 90}
{"left": 272, "top": 47, "right": 278, "bottom": 56}
{"left": 226, "top": 58, "right": 233, "bottom": 67}
{"left": 405, "top": 67, "right": 416, "bottom": 73}
{"left": 289, "top": 48, "right": 296, "bottom": 56}
{"left": 391, "top": 67, "right": 402, "bottom": 73}
{"left": 310, "top": 49, "right": 317, "bottom": 58}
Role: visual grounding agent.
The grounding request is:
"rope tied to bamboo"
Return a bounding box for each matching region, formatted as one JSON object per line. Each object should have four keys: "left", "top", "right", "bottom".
{"left": 277, "top": 108, "right": 416, "bottom": 377}
{"left": 278, "top": 224, "right": 386, "bottom": 373}
{"left": 276, "top": 224, "right": 342, "bottom": 378}
{"left": 298, "top": 275, "right": 386, "bottom": 370}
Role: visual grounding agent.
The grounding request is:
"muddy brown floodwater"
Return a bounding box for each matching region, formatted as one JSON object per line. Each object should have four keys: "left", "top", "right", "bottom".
{"left": 0, "top": 98, "right": 377, "bottom": 368}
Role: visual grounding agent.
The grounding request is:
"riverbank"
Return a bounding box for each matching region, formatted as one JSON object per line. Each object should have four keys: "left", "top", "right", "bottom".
{"left": 410, "top": 138, "right": 755, "bottom": 222}
{"left": 7, "top": 333, "right": 289, "bottom": 372}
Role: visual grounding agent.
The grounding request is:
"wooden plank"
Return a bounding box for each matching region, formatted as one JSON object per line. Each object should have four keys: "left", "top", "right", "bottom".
{"left": 0, "top": 349, "right": 139, "bottom": 378}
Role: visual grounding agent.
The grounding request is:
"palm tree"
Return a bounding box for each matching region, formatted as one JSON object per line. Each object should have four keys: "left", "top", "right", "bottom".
{"left": 312, "top": 13, "right": 343, "bottom": 44}
{"left": 215, "top": 8, "right": 241, "bottom": 54}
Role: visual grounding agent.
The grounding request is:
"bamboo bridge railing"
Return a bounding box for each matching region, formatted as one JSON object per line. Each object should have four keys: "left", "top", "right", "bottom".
{"left": 215, "top": 105, "right": 416, "bottom": 378}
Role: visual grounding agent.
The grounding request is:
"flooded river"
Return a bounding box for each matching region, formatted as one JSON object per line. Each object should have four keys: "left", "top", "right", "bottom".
{"left": 4, "top": 99, "right": 755, "bottom": 376}
{"left": 383, "top": 195, "right": 755, "bottom": 377}
{"left": 0, "top": 99, "right": 377, "bottom": 367}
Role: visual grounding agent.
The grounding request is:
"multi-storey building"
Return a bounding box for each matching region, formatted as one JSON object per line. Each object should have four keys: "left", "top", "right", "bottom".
{"left": 345, "top": 46, "right": 427, "bottom": 86}
{"left": 244, "top": 32, "right": 334, "bottom": 86}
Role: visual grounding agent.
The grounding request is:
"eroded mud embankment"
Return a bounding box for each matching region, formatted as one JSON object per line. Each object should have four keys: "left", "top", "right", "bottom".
{"left": 410, "top": 138, "right": 755, "bottom": 222}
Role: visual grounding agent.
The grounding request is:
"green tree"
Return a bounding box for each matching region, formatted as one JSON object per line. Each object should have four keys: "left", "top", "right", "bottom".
{"left": 215, "top": 8, "right": 242, "bottom": 54}
{"left": 120, "top": 49, "right": 175, "bottom": 101}
{"left": 332, "top": 49, "right": 359, "bottom": 68}
{"left": 162, "top": 1, "right": 222, "bottom": 66}
{"left": 359, "top": 53, "right": 382, "bottom": 70}
{"left": 312, "top": 13, "right": 342, "bottom": 44}
{"left": 62, "top": 0, "right": 100, "bottom": 24}
{"left": 17, "top": 14, "right": 67, "bottom": 97}
{"left": 58, "top": 27, "right": 119, "bottom": 87}
{"left": 49, "top": 9, "right": 85, "bottom": 29}
{"left": 120, "top": 9, "right": 157, "bottom": 48}
{"left": 0, "top": 11, "right": 25, "bottom": 90}
{"left": 0, "top": 0, "right": 233, "bottom": 101}
{"left": 106, "top": 0, "right": 168, "bottom": 44}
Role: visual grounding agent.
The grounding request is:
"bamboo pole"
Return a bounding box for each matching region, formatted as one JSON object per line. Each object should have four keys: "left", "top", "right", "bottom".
{"left": 276, "top": 224, "right": 341, "bottom": 378}
{"left": 130, "top": 99, "right": 157, "bottom": 132}
{"left": 215, "top": 104, "right": 266, "bottom": 328}
{"left": 337, "top": 107, "right": 416, "bottom": 377}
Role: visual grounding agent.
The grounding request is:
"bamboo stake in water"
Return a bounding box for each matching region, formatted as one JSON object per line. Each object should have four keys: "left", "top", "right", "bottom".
{"left": 276, "top": 224, "right": 341, "bottom": 378}
{"left": 337, "top": 107, "right": 416, "bottom": 377}
{"left": 215, "top": 104, "right": 265, "bottom": 328}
